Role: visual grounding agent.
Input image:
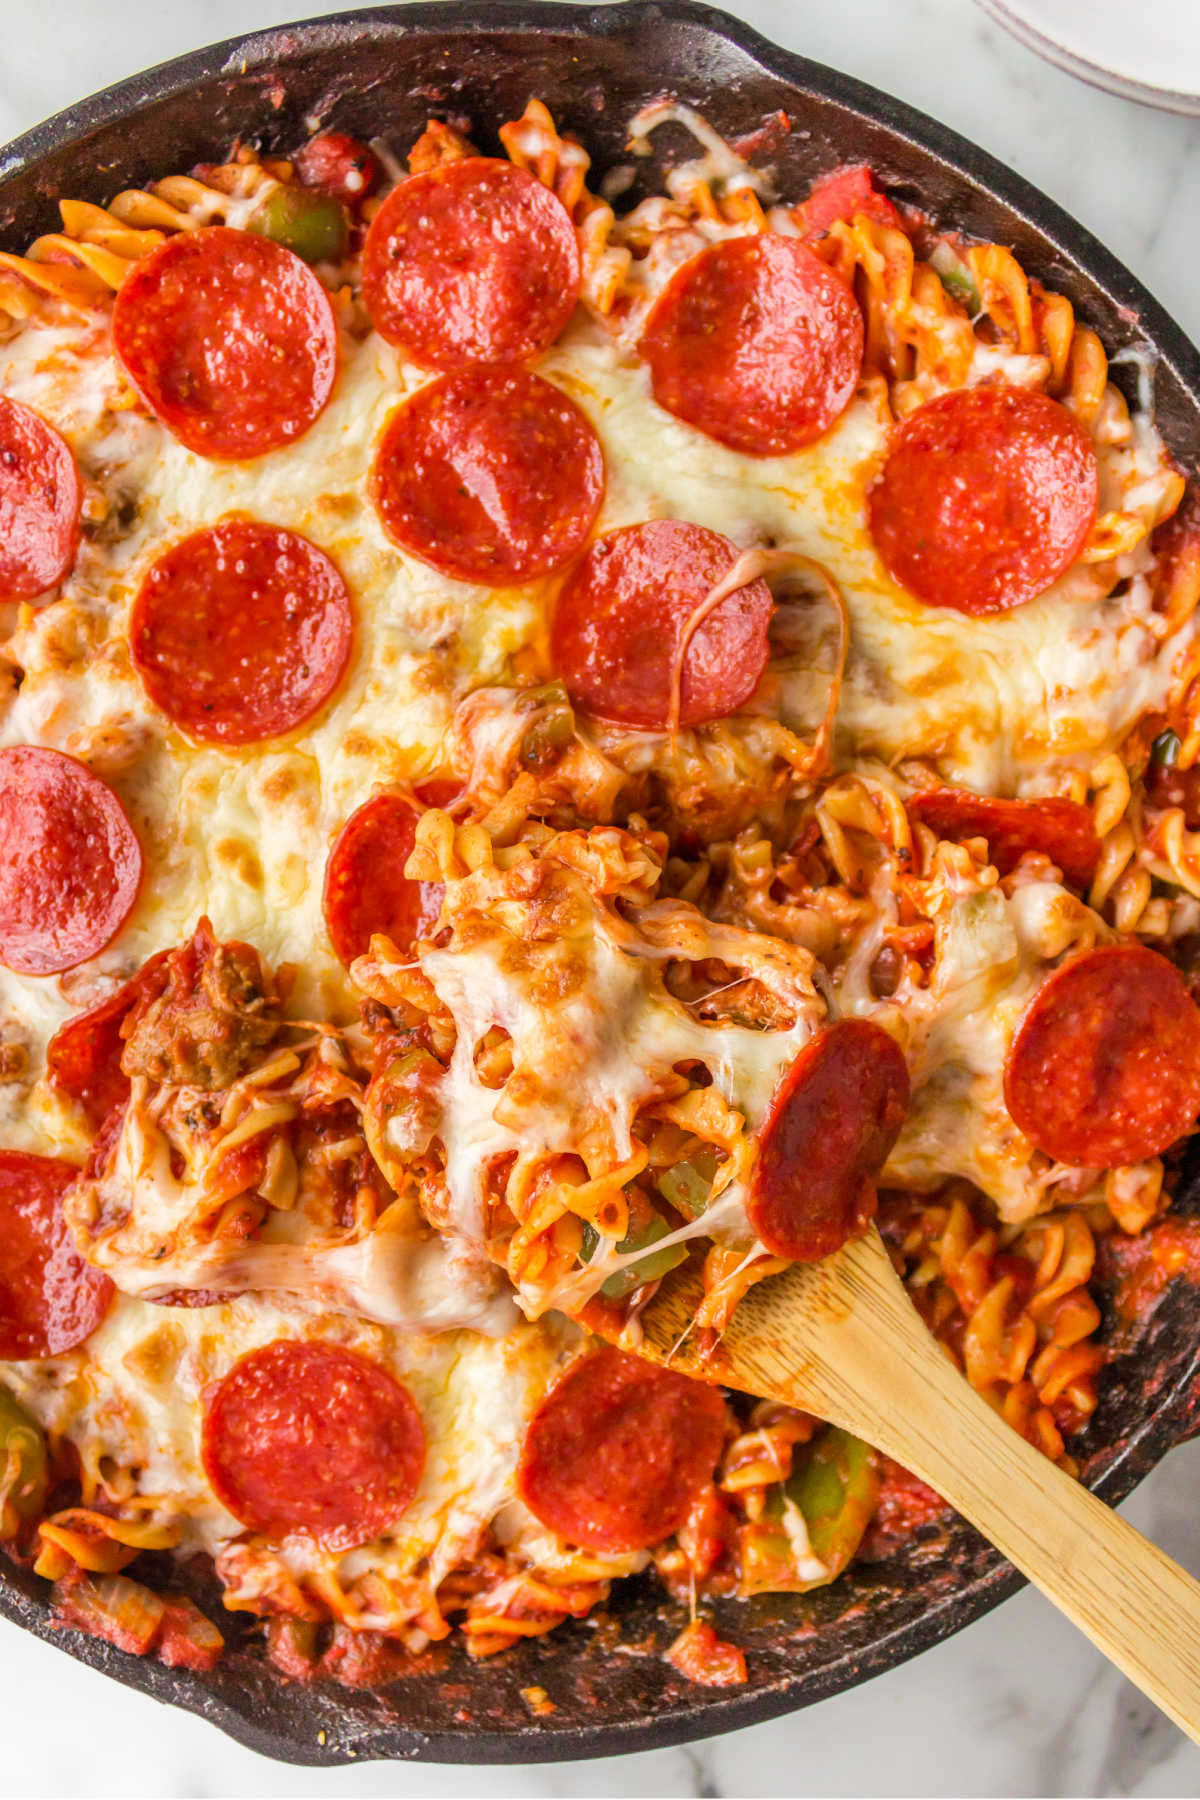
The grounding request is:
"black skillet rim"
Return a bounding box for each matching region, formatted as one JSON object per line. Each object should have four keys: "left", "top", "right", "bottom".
{"left": 1, "top": 0, "right": 1199, "bottom": 1765}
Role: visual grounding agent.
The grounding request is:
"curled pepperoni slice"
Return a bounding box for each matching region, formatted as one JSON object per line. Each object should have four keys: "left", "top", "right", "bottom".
{"left": 869, "top": 385, "right": 1099, "bottom": 615}
{"left": 47, "top": 952, "right": 169, "bottom": 1128}
{"left": 323, "top": 789, "right": 450, "bottom": 966}
{"left": 202, "top": 1340, "right": 425, "bottom": 1548}
{"left": 909, "top": 788, "right": 1100, "bottom": 889}
{"left": 362, "top": 158, "right": 580, "bottom": 368}
{"left": 639, "top": 235, "right": 864, "bottom": 456}
{"left": 0, "top": 748, "right": 142, "bottom": 977}
{"left": 0, "top": 1150, "right": 113, "bottom": 1359}
{"left": 112, "top": 226, "right": 337, "bottom": 461}
{"left": 551, "top": 520, "right": 773, "bottom": 731}
{"left": 747, "top": 1020, "right": 910, "bottom": 1262}
{"left": 517, "top": 1346, "right": 727, "bottom": 1553}
{"left": 1004, "top": 944, "right": 1200, "bottom": 1167}
{"left": 0, "top": 398, "right": 82, "bottom": 600}
{"left": 130, "top": 522, "right": 353, "bottom": 745}
{"left": 371, "top": 368, "right": 603, "bottom": 585}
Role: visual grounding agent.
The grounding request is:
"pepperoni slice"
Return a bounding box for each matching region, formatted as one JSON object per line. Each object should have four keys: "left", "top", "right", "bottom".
{"left": 0, "top": 1150, "right": 113, "bottom": 1359}
{"left": 323, "top": 790, "right": 447, "bottom": 966}
{"left": 909, "top": 788, "right": 1100, "bottom": 889}
{"left": 0, "top": 397, "right": 82, "bottom": 600}
{"left": 1004, "top": 944, "right": 1200, "bottom": 1167}
{"left": 747, "top": 1020, "right": 910, "bottom": 1262}
{"left": 130, "top": 522, "right": 353, "bottom": 745}
{"left": 517, "top": 1346, "right": 727, "bottom": 1553}
{"left": 869, "top": 385, "right": 1099, "bottom": 616}
{"left": 551, "top": 520, "right": 773, "bottom": 731}
{"left": 361, "top": 157, "right": 580, "bottom": 368}
{"left": 639, "top": 235, "right": 864, "bottom": 457}
{"left": 46, "top": 952, "right": 169, "bottom": 1128}
{"left": 0, "top": 747, "right": 142, "bottom": 976}
{"left": 371, "top": 368, "right": 603, "bottom": 585}
{"left": 202, "top": 1340, "right": 425, "bottom": 1548}
{"left": 111, "top": 226, "right": 338, "bottom": 461}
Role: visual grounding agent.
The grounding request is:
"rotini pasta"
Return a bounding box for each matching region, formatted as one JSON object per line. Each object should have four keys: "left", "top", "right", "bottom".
{"left": 0, "top": 90, "right": 1195, "bottom": 1698}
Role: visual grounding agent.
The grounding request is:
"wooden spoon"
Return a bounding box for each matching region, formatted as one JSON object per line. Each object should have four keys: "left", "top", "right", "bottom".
{"left": 607, "top": 1226, "right": 1200, "bottom": 1742}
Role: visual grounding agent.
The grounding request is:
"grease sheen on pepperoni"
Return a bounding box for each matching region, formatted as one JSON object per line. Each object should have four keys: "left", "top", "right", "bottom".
{"left": 202, "top": 1340, "right": 426, "bottom": 1548}
{"left": 639, "top": 234, "right": 865, "bottom": 456}
{"left": 112, "top": 226, "right": 338, "bottom": 460}
{"left": 130, "top": 521, "right": 353, "bottom": 745}
{"left": 0, "top": 397, "right": 83, "bottom": 600}
{"left": 323, "top": 789, "right": 450, "bottom": 966}
{"left": 517, "top": 1347, "right": 727, "bottom": 1553}
{"left": 1004, "top": 944, "right": 1200, "bottom": 1167}
{"left": 0, "top": 1150, "right": 113, "bottom": 1359}
{"left": 551, "top": 520, "right": 773, "bottom": 730}
{"left": 747, "top": 1019, "right": 910, "bottom": 1262}
{"left": 371, "top": 367, "right": 604, "bottom": 585}
{"left": 46, "top": 952, "right": 169, "bottom": 1128}
{"left": 869, "top": 384, "right": 1099, "bottom": 615}
{"left": 909, "top": 788, "right": 1101, "bottom": 890}
{"left": 0, "top": 747, "right": 142, "bottom": 976}
{"left": 362, "top": 158, "right": 581, "bottom": 368}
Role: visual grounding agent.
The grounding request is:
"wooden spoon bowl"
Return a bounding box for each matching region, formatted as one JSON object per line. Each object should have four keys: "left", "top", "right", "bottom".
{"left": 599, "top": 1227, "right": 1200, "bottom": 1743}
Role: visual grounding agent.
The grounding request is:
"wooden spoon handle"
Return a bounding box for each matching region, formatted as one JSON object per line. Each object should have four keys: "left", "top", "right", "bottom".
{"left": 841, "top": 1335, "right": 1200, "bottom": 1746}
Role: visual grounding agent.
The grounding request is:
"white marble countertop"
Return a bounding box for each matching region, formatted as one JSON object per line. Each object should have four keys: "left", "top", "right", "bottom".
{"left": 3, "top": 0, "right": 1200, "bottom": 1792}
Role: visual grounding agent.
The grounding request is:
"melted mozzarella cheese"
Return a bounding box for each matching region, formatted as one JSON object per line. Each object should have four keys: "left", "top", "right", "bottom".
{"left": 0, "top": 298, "right": 1185, "bottom": 1152}
{"left": 3, "top": 1293, "right": 576, "bottom": 1583}
{"left": 389, "top": 861, "right": 823, "bottom": 1315}
{"left": 542, "top": 327, "right": 1191, "bottom": 795}
{"left": 0, "top": 222, "right": 1187, "bottom": 1600}
{"left": 867, "top": 879, "right": 1118, "bottom": 1221}
{"left": 78, "top": 1093, "right": 517, "bottom": 1334}
{"left": 0, "top": 323, "right": 552, "bottom": 1128}
{"left": 420, "top": 929, "right": 812, "bottom": 1242}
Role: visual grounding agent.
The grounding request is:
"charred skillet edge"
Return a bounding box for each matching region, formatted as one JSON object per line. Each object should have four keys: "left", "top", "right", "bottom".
{"left": 2, "top": 0, "right": 1200, "bottom": 1768}
{"left": 2, "top": 1311, "right": 1196, "bottom": 1770}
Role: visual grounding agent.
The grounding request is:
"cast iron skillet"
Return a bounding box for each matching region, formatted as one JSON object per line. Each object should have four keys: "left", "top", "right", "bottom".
{"left": 2, "top": 0, "right": 1200, "bottom": 1767}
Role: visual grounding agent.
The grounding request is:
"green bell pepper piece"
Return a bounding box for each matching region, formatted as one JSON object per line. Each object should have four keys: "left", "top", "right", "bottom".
{"left": 930, "top": 242, "right": 981, "bottom": 314}
{"left": 0, "top": 1385, "right": 46, "bottom": 1539}
{"left": 742, "top": 1425, "right": 879, "bottom": 1595}
{"left": 519, "top": 682, "right": 576, "bottom": 772}
{"left": 786, "top": 1425, "right": 880, "bottom": 1581}
{"left": 1152, "top": 728, "right": 1182, "bottom": 768}
{"left": 249, "top": 187, "right": 350, "bottom": 263}
{"left": 581, "top": 1213, "right": 688, "bottom": 1299}
{"left": 656, "top": 1147, "right": 717, "bottom": 1220}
